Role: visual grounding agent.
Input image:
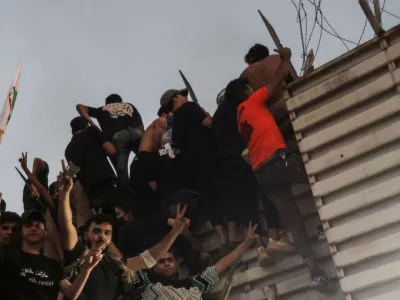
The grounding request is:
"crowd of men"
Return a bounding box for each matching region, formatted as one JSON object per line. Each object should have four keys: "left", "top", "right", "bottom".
{"left": 0, "top": 44, "right": 333, "bottom": 300}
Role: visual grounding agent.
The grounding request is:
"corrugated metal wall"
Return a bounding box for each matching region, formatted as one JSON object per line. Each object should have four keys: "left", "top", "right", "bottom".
{"left": 285, "top": 24, "right": 400, "bottom": 300}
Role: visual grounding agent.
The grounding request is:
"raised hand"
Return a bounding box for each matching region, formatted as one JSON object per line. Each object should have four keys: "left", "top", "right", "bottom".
{"left": 59, "top": 160, "right": 73, "bottom": 193}
{"left": 243, "top": 222, "right": 259, "bottom": 248}
{"left": 171, "top": 204, "right": 190, "bottom": 233}
{"left": 274, "top": 47, "right": 292, "bottom": 59}
{"left": 19, "top": 152, "right": 28, "bottom": 171}
{"left": 83, "top": 237, "right": 105, "bottom": 271}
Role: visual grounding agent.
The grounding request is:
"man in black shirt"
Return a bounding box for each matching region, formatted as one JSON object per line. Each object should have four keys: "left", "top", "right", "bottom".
{"left": 58, "top": 175, "right": 192, "bottom": 300}
{"left": 0, "top": 211, "right": 21, "bottom": 247}
{"left": 76, "top": 94, "right": 144, "bottom": 187}
{"left": 159, "top": 88, "right": 226, "bottom": 246}
{"left": 0, "top": 210, "right": 100, "bottom": 300}
{"left": 65, "top": 117, "right": 117, "bottom": 214}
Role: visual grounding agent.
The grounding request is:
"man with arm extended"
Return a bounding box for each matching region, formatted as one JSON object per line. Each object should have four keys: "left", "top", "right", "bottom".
{"left": 127, "top": 222, "right": 259, "bottom": 300}
{"left": 229, "top": 48, "right": 333, "bottom": 292}
{"left": 58, "top": 174, "right": 191, "bottom": 300}
{"left": 76, "top": 94, "right": 144, "bottom": 187}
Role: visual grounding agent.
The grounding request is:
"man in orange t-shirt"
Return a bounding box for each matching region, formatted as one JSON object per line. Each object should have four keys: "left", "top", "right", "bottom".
{"left": 224, "top": 47, "right": 332, "bottom": 292}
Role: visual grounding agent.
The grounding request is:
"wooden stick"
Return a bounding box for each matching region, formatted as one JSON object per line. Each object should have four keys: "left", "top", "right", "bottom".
{"left": 359, "top": 0, "right": 384, "bottom": 36}
{"left": 0, "top": 130, "right": 3, "bottom": 145}
{"left": 373, "top": 0, "right": 382, "bottom": 28}
{"left": 178, "top": 70, "right": 199, "bottom": 104}
{"left": 258, "top": 9, "right": 298, "bottom": 81}
{"left": 304, "top": 49, "right": 315, "bottom": 76}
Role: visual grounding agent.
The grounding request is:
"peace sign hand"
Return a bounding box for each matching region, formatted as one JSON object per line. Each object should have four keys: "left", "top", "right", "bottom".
{"left": 243, "top": 222, "right": 259, "bottom": 248}
{"left": 59, "top": 160, "right": 73, "bottom": 193}
{"left": 171, "top": 204, "right": 190, "bottom": 234}
{"left": 19, "top": 152, "right": 28, "bottom": 171}
{"left": 83, "top": 237, "right": 106, "bottom": 271}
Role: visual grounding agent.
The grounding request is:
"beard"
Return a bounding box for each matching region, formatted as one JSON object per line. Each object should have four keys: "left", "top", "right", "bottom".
{"left": 86, "top": 237, "right": 109, "bottom": 253}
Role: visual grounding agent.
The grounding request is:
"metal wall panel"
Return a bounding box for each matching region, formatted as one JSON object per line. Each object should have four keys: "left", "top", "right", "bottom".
{"left": 285, "top": 24, "right": 400, "bottom": 300}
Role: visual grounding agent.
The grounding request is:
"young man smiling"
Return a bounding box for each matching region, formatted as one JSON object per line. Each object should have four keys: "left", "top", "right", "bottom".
{"left": 0, "top": 210, "right": 101, "bottom": 300}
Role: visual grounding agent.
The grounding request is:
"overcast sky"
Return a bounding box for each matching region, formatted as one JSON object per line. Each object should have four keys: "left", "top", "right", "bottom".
{"left": 0, "top": 0, "right": 399, "bottom": 213}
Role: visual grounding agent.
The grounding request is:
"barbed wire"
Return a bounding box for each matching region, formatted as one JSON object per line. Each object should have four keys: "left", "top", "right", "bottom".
{"left": 357, "top": 18, "right": 368, "bottom": 45}
{"left": 290, "top": 0, "right": 399, "bottom": 74}
{"left": 368, "top": 0, "right": 400, "bottom": 20}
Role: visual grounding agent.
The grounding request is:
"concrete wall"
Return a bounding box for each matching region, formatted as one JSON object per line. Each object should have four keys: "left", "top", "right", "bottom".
{"left": 285, "top": 24, "right": 400, "bottom": 300}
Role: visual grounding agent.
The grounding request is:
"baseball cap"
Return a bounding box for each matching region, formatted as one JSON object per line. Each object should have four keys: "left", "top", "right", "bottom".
{"left": 160, "top": 88, "right": 188, "bottom": 107}
{"left": 21, "top": 210, "right": 45, "bottom": 225}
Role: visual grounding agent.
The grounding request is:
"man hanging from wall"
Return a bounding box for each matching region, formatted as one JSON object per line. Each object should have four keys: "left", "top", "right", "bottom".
{"left": 226, "top": 47, "right": 333, "bottom": 292}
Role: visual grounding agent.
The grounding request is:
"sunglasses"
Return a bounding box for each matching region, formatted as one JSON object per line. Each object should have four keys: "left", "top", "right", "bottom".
{"left": 1, "top": 225, "right": 19, "bottom": 232}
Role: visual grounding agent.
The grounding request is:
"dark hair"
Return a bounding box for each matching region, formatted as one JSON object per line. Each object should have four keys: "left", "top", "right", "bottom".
{"left": 0, "top": 211, "right": 22, "bottom": 228}
{"left": 84, "top": 214, "right": 115, "bottom": 231}
{"left": 157, "top": 105, "right": 171, "bottom": 117}
{"left": 70, "top": 116, "right": 88, "bottom": 134}
{"left": 224, "top": 77, "right": 250, "bottom": 107}
{"left": 244, "top": 44, "right": 270, "bottom": 64}
{"left": 105, "top": 94, "right": 123, "bottom": 105}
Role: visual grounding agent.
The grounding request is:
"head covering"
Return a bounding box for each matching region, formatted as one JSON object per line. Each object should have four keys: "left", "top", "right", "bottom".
{"left": 159, "top": 88, "right": 188, "bottom": 107}
{"left": 216, "top": 89, "right": 226, "bottom": 105}
{"left": 21, "top": 210, "right": 45, "bottom": 225}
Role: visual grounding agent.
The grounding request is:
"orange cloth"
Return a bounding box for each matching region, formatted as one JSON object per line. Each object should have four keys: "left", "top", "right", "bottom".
{"left": 237, "top": 87, "right": 286, "bottom": 169}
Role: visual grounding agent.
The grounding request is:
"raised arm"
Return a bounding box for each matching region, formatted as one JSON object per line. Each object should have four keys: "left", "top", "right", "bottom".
{"left": 60, "top": 240, "right": 105, "bottom": 300}
{"left": 215, "top": 222, "right": 258, "bottom": 274}
{"left": 126, "top": 204, "right": 190, "bottom": 272}
{"left": 19, "top": 152, "right": 55, "bottom": 208}
{"left": 76, "top": 104, "right": 97, "bottom": 127}
{"left": 266, "top": 48, "right": 291, "bottom": 102}
{"left": 58, "top": 172, "right": 78, "bottom": 251}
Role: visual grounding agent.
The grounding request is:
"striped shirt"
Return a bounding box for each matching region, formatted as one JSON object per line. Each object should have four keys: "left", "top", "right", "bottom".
{"left": 133, "top": 266, "right": 220, "bottom": 300}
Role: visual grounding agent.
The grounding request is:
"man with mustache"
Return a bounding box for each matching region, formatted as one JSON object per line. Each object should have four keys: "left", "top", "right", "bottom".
{"left": 59, "top": 175, "right": 191, "bottom": 300}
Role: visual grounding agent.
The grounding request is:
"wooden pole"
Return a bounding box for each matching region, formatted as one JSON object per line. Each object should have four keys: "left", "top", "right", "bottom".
{"left": 304, "top": 49, "right": 315, "bottom": 76}
{"left": 178, "top": 70, "right": 199, "bottom": 104}
{"left": 373, "top": 0, "right": 382, "bottom": 28}
{"left": 258, "top": 9, "right": 298, "bottom": 81}
{"left": 0, "top": 130, "right": 3, "bottom": 145}
{"left": 359, "top": 0, "right": 384, "bottom": 35}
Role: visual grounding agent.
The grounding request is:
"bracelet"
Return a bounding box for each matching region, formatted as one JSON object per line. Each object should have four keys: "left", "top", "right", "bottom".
{"left": 140, "top": 250, "right": 157, "bottom": 269}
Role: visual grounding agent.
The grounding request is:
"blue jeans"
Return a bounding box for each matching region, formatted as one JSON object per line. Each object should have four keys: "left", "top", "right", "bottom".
{"left": 113, "top": 127, "right": 143, "bottom": 187}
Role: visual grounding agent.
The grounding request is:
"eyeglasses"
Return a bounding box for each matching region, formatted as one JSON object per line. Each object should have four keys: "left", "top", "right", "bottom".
{"left": 1, "top": 225, "right": 19, "bottom": 232}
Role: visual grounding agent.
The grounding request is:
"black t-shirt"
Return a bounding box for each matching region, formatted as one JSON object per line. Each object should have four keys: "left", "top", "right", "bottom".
{"left": 64, "top": 241, "right": 122, "bottom": 300}
{"left": 212, "top": 100, "right": 246, "bottom": 156}
{"left": 118, "top": 217, "right": 170, "bottom": 258}
{"left": 88, "top": 102, "right": 143, "bottom": 141}
{"left": 0, "top": 247, "right": 63, "bottom": 300}
{"left": 131, "top": 151, "right": 195, "bottom": 203}
{"left": 23, "top": 162, "right": 49, "bottom": 214}
{"left": 172, "top": 102, "right": 216, "bottom": 160}
{"left": 65, "top": 126, "right": 116, "bottom": 194}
